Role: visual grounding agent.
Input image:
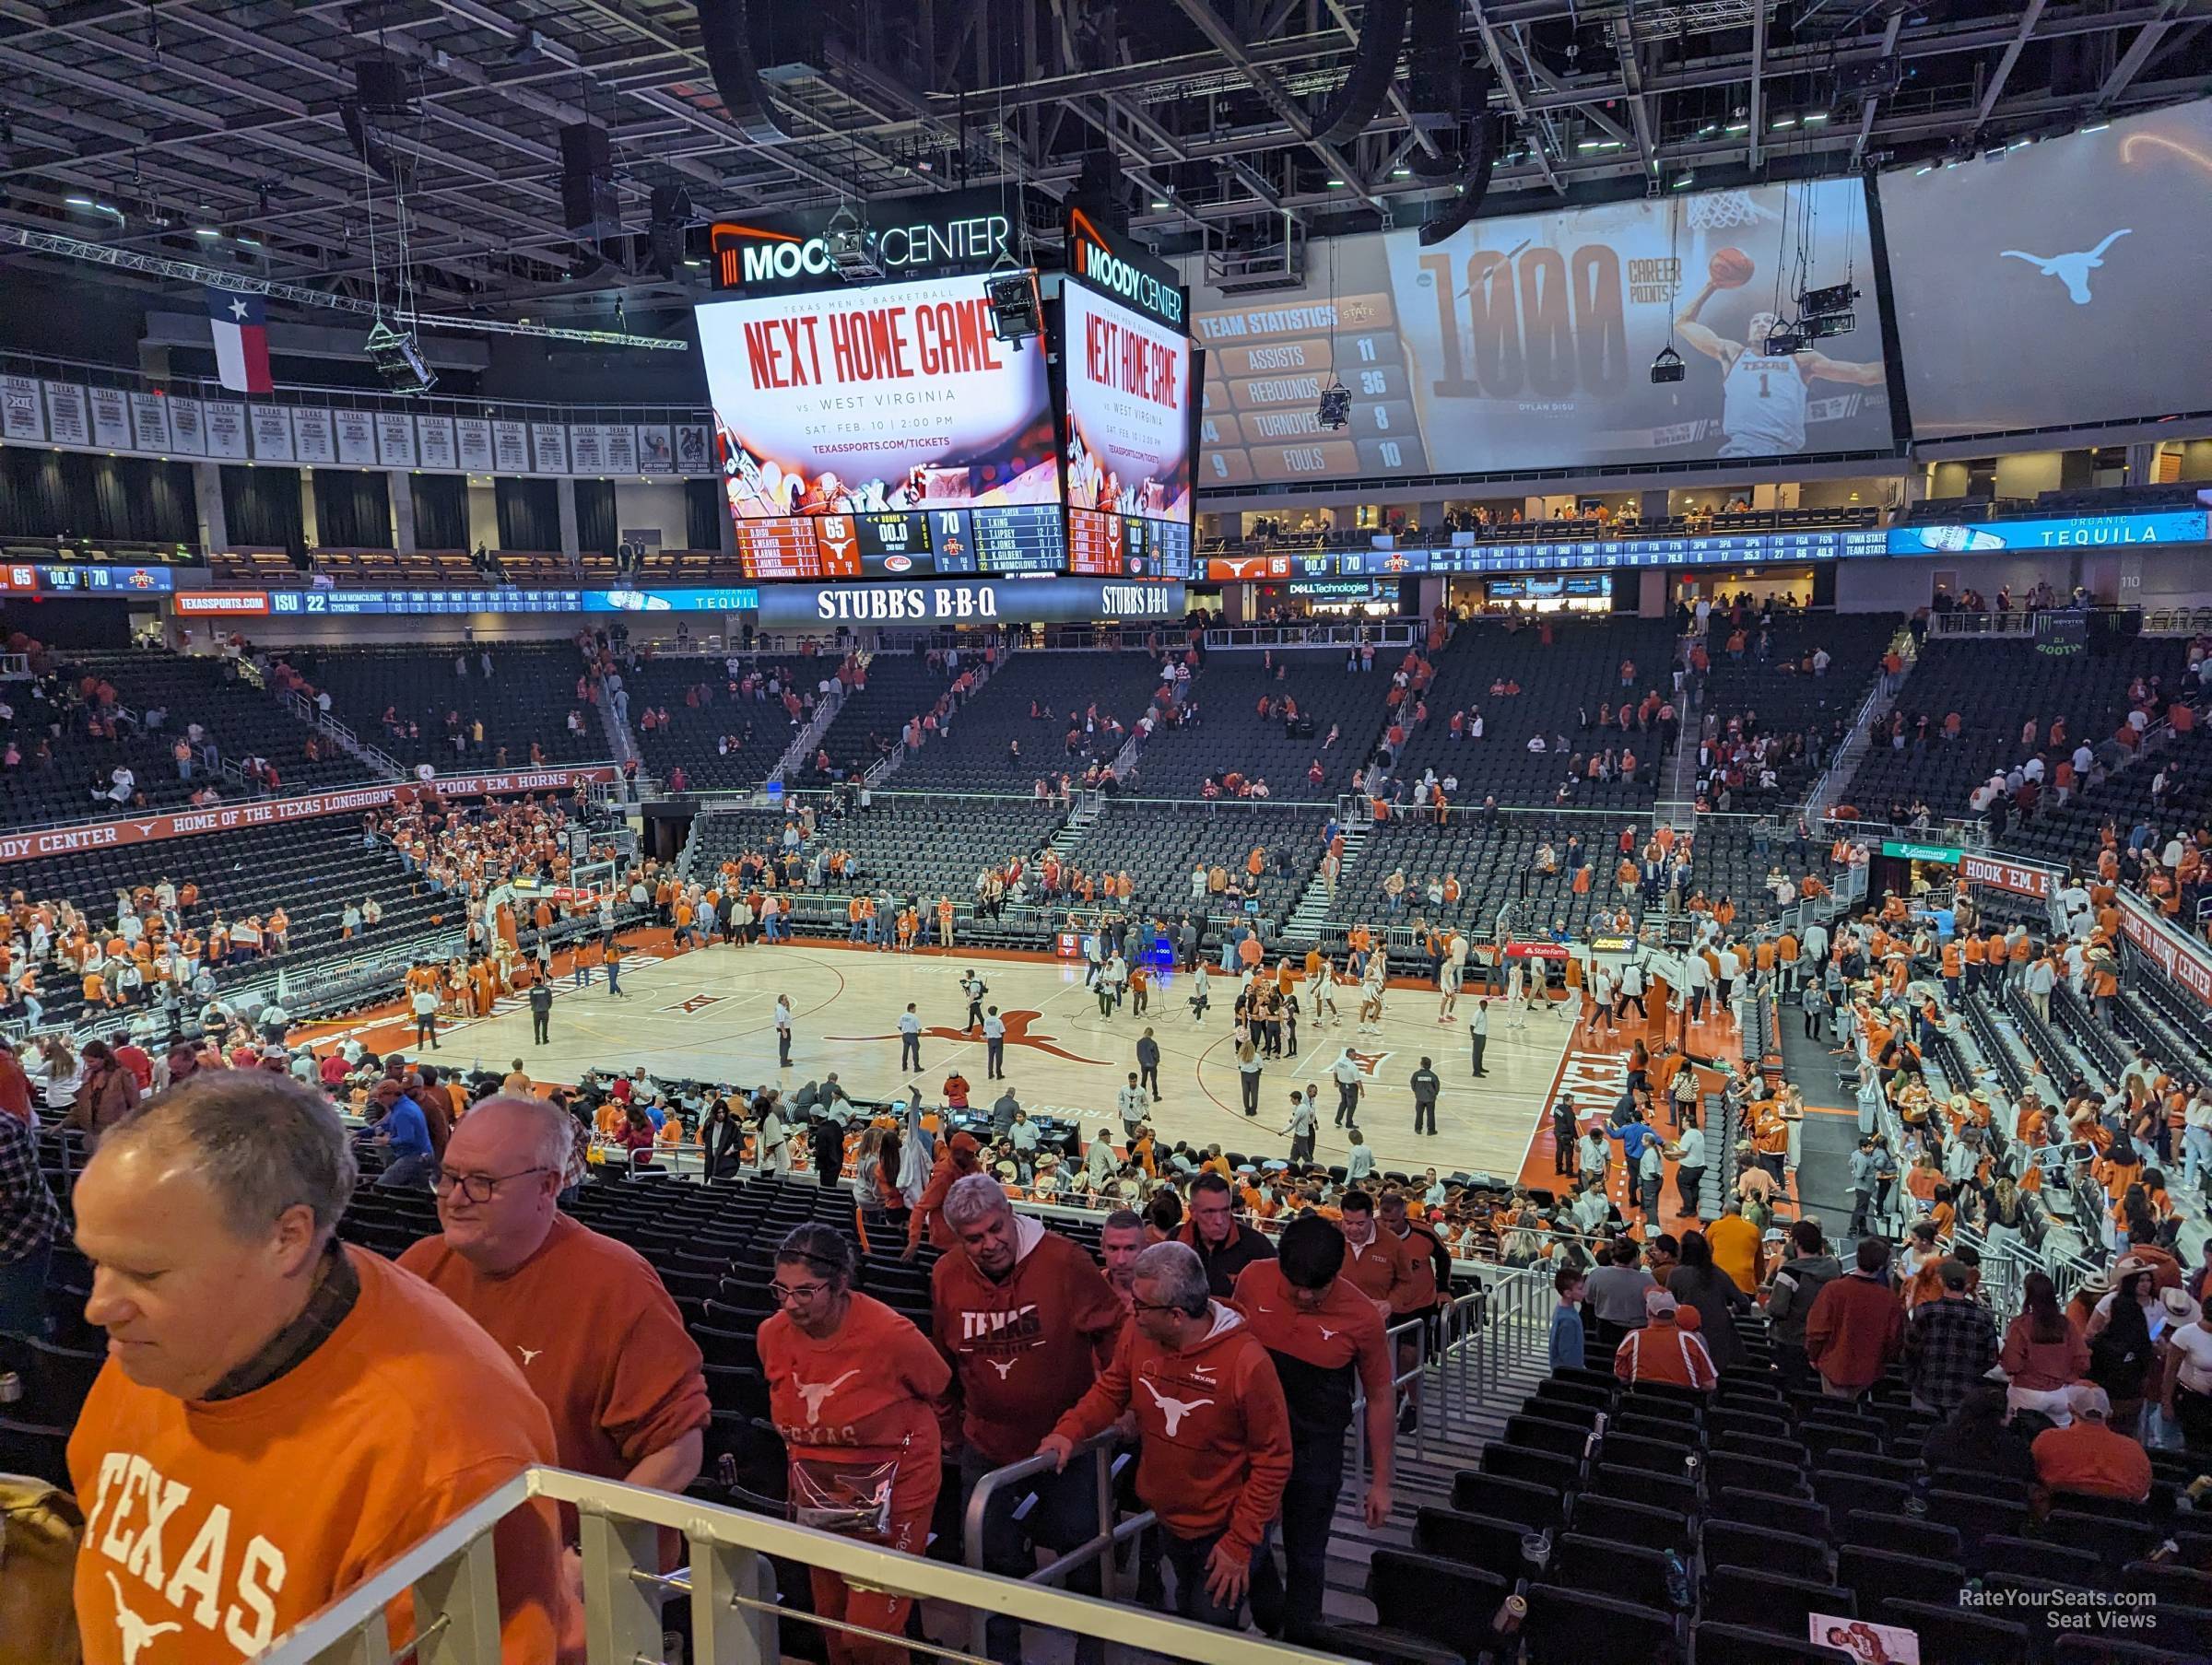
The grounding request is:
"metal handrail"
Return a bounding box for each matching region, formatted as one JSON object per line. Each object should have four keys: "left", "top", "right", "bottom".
{"left": 258, "top": 1465, "right": 1317, "bottom": 1665}
{"left": 961, "top": 1429, "right": 1156, "bottom": 1661}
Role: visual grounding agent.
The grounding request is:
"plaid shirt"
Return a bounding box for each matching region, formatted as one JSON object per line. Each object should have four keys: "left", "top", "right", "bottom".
{"left": 1905, "top": 1293, "right": 2000, "bottom": 1413}
{"left": 0, "top": 1113, "right": 59, "bottom": 1265}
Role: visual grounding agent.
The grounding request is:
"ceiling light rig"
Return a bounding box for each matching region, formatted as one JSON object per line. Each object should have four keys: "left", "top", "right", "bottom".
{"left": 0, "top": 225, "right": 688, "bottom": 350}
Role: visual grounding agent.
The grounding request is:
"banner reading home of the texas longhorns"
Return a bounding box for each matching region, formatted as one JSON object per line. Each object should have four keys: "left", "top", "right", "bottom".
{"left": 0, "top": 767, "right": 617, "bottom": 865}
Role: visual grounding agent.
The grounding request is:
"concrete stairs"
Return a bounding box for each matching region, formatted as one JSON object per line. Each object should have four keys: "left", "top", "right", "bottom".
{"left": 1284, "top": 824, "right": 1366, "bottom": 944}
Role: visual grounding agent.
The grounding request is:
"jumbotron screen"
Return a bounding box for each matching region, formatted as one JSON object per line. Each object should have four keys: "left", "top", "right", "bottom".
{"left": 695, "top": 273, "right": 1065, "bottom": 580}
{"left": 1176, "top": 178, "right": 1892, "bottom": 483}
{"left": 1062, "top": 276, "right": 1195, "bottom": 580}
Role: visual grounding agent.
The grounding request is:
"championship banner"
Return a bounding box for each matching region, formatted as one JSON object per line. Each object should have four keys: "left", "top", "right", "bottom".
{"left": 1960, "top": 853, "right": 2058, "bottom": 900}
{"left": 88, "top": 387, "right": 133, "bottom": 450}
{"left": 0, "top": 767, "right": 618, "bottom": 865}
{"left": 2117, "top": 891, "right": 2212, "bottom": 1009}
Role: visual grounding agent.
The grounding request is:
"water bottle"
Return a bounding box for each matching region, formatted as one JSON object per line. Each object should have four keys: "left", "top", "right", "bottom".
{"left": 0, "top": 1371, "right": 20, "bottom": 1405}
{"left": 1664, "top": 1551, "right": 1691, "bottom": 1611}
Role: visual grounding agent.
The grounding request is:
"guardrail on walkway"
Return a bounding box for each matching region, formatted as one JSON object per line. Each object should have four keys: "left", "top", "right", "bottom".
{"left": 259, "top": 1465, "right": 1320, "bottom": 1665}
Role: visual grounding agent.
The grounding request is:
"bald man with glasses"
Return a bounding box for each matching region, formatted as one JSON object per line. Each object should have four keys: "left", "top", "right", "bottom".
{"left": 398, "top": 1096, "right": 710, "bottom": 1535}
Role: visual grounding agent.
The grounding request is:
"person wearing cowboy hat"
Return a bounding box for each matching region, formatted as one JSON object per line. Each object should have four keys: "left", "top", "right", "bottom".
{"left": 2161, "top": 1284, "right": 2212, "bottom": 1456}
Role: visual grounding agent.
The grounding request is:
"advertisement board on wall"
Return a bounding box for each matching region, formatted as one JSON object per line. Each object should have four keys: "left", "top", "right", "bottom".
{"left": 1886, "top": 511, "right": 2206, "bottom": 555}
{"left": 1179, "top": 178, "right": 1891, "bottom": 486}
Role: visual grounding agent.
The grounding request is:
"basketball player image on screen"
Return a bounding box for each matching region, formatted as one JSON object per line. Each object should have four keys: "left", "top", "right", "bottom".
{"left": 1673, "top": 246, "right": 1886, "bottom": 458}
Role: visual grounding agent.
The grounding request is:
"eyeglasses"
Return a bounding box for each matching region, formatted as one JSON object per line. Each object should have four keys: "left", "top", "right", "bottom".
{"left": 1129, "top": 1297, "right": 1182, "bottom": 1315}
{"left": 769, "top": 1281, "right": 832, "bottom": 1305}
{"left": 432, "top": 1166, "right": 551, "bottom": 1203}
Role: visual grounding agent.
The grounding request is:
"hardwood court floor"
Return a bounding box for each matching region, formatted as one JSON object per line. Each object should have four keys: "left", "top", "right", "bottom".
{"left": 393, "top": 940, "right": 1575, "bottom": 1179}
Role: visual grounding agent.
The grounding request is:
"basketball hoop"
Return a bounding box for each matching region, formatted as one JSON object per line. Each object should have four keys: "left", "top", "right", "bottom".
{"left": 1684, "top": 189, "right": 1766, "bottom": 232}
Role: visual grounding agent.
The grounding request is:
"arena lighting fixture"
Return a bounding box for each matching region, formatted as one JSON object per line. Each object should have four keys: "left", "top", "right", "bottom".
{"left": 1316, "top": 378, "right": 1352, "bottom": 429}
{"left": 1650, "top": 345, "right": 1686, "bottom": 384}
{"left": 1762, "top": 325, "right": 1808, "bottom": 356}
{"left": 1804, "top": 313, "right": 1855, "bottom": 340}
{"left": 823, "top": 202, "right": 882, "bottom": 282}
{"left": 0, "top": 225, "right": 688, "bottom": 350}
{"left": 984, "top": 269, "right": 1041, "bottom": 348}
{"left": 365, "top": 320, "right": 437, "bottom": 394}
{"left": 1799, "top": 280, "right": 1859, "bottom": 316}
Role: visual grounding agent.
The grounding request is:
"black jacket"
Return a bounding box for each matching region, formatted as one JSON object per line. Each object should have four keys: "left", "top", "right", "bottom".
{"left": 1177, "top": 1217, "right": 1277, "bottom": 1297}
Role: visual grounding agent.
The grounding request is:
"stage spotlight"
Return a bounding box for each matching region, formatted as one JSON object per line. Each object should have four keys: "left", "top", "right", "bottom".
{"left": 1650, "top": 346, "right": 1686, "bottom": 384}
{"left": 984, "top": 270, "right": 1041, "bottom": 347}
{"left": 1316, "top": 379, "right": 1352, "bottom": 429}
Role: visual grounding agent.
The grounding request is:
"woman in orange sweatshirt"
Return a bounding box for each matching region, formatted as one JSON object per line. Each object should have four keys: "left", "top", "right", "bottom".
{"left": 759, "top": 1224, "right": 948, "bottom": 1665}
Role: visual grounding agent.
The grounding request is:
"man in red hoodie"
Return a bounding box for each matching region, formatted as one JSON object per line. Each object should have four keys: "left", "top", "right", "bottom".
{"left": 1041, "top": 1240, "right": 1293, "bottom": 1628}
{"left": 934, "top": 1176, "right": 1124, "bottom": 1664}
{"left": 1805, "top": 1236, "right": 1908, "bottom": 1399}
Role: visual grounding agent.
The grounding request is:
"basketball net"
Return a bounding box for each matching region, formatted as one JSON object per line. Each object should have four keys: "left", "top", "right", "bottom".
{"left": 1684, "top": 190, "right": 1766, "bottom": 232}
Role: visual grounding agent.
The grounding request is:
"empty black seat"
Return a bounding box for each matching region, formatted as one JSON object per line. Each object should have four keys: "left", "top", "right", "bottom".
{"left": 1481, "top": 1442, "right": 1579, "bottom": 1494}
{"left": 1451, "top": 1470, "right": 1563, "bottom": 1531}
{"left": 1925, "top": 1488, "right": 2027, "bottom": 1566}
{"left": 1522, "top": 1586, "right": 1677, "bottom": 1665}
{"left": 1568, "top": 1493, "right": 1693, "bottom": 1557}
{"left": 1842, "top": 1509, "right": 1960, "bottom": 1564}
{"left": 1411, "top": 1507, "right": 1535, "bottom": 1584}
{"left": 1505, "top": 1413, "right": 1594, "bottom": 1459}
{"left": 1555, "top": 1532, "right": 1678, "bottom": 1612}
{"left": 2041, "top": 1510, "right": 2164, "bottom": 1566}
{"left": 1603, "top": 1430, "right": 1693, "bottom": 1477}
{"left": 1838, "top": 1546, "right": 1965, "bottom": 1611}
{"left": 1701, "top": 1565, "right": 1853, "bottom": 1636}
{"left": 1811, "top": 1469, "right": 1911, "bottom": 1519}
{"left": 1718, "top": 1429, "right": 1806, "bottom": 1468}
{"left": 1704, "top": 1521, "right": 1830, "bottom": 1586}
{"left": 0, "top": 1418, "right": 70, "bottom": 1488}
{"left": 1689, "top": 1621, "right": 1853, "bottom": 1665}
{"left": 1590, "top": 1462, "right": 1697, "bottom": 1515}
{"left": 1877, "top": 1597, "right": 2030, "bottom": 1665}
{"left": 1312, "top": 1546, "right": 1508, "bottom": 1665}
{"left": 1710, "top": 1449, "right": 1806, "bottom": 1497}
{"left": 2122, "top": 1559, "right": 2212, "bottom": 1608}
{"left": 1710, "top": 1487, "right": 1830, "bottom": 1541}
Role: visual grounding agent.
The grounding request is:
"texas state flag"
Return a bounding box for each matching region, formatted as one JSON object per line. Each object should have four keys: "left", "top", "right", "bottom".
{"left": 206, "top": 287, "right": 274, "bottom": 393}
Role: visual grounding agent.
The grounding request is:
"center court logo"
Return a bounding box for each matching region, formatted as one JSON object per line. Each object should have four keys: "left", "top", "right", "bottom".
{"left": 661, "top": 992, "right": 724, "bottom": 1014}
{"left": 828, "top": 1008, "right": 1107, "bottom": 1065}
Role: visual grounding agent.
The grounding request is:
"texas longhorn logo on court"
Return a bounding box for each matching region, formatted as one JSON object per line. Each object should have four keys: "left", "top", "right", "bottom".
{"left": 828, "top": 1008, "right": 1108, "bottom": 1065}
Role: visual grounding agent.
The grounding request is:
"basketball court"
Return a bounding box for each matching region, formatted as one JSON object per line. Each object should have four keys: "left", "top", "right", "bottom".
{"left": 345, "top": 939, "right": 1575, "bottom": 1178}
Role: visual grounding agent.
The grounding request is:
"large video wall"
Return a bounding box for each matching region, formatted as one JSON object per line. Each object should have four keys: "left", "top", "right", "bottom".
{"left": 1180, "top": 177, "right": 1892, "bottom": 484}
{"left": 1882, "top": 99, "right": 2212, "bottom": 440}
{"left": 1063, "top": 276, "right": 1196, "bottom": 579}
{"left": 696, "top": 273, "right": 1065, "bottom": 580}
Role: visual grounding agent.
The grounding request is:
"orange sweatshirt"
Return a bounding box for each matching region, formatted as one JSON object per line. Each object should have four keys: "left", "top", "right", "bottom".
{"left": 68, "top": 1247, "right": 573, "bottom": 1665}
{"left": 1052, "top": 1305, "right": 1292, "bottom": 1554}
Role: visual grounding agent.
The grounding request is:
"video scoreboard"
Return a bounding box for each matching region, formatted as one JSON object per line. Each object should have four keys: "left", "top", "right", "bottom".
{"left": 730, "top": 504, "right": 1065, "bottom": 580}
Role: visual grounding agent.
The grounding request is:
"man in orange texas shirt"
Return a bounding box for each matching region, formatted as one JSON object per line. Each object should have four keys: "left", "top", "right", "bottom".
{"left": 66, "top": 1073, "right": 575, "bottom": 1664}
{"left": 397, "top": 1096, "right": 710, "bottom": 1531}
